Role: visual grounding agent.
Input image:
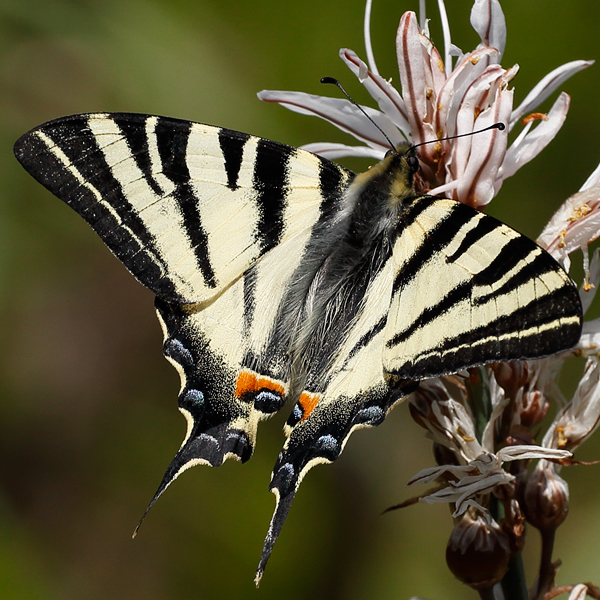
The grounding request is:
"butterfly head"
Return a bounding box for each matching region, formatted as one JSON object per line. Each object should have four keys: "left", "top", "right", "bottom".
{"left": 369, "top": 142, "right": 421, "bottom": 205}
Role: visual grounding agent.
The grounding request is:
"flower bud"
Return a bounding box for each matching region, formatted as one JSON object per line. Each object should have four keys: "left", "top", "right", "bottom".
{"left": 523, "top": 461, "right": 569, "bottom": 531}
{"left": 446, "top": 509, "right": 510, "bottom": 590}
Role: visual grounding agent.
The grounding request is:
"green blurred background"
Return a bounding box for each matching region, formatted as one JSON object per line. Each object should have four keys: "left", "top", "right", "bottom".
{"left": 1, "top": 0, "right": 599, "bottom": 598}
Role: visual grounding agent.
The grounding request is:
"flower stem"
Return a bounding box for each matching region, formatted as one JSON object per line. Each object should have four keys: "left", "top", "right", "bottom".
{"left": 478, "top": 587, "right": 497, "bottom": 600}
{"left": 500, "top": 552, "right": 529, "bottom": 600}
{"left": 489, "top": 496, "right": 529, "bottom": 600}
{"left": 467, "top": 367, "right": 492, "bottom": 442}
{"left": 533, "top": 528, "right": 557, "bottom": 600}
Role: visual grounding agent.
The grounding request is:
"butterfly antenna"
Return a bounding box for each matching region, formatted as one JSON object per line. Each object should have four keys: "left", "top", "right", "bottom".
{"left": 321, "top": 76, "right": 396, "bottom": 151}
{"left": 411, "top": 122, "right": 506, "bottom": 151}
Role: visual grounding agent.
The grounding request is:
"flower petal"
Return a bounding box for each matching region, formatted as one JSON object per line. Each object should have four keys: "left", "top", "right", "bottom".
{"left": 470, "top": 0, "right": 506, "bottom": 60}
{"left": 434, "top": 47, "right": 502, "bottom": 140}
{"left": 510, "top": 60, "right": 593, "bottom": 128}
{"left": 340, "top": 48, "right": 411, "bottom": 135}
{"left": 300, "top": 142, "right": 384, "bottom": 160}
{"left": 436, "top": 0, "right": 453, "bottom": 75}
{"left": 568, "top": 584, "right": 589, "bottom": 600}
{"left": 578, "top": 317, "right": 600, "bottom": 353}
{"left": 257, "top": 89, "right": 403, "bottom": 150}
{"left": 580, "top": 160, "right": 600, "bottom": 191}
{"left": 501, "top": 92, "right": 570, "bottom": 181}
{"left": 496, "top": 445, "right": 571, "bottom": 462}
{"left": 543, "top": 356, "right": 600, "bottom": 451}
{"left": 538, "top": 178, "right": 600, "bottom": 258}
{"left": 396, "top": 11, "right": 436, "bottom": 145}
{"left": 579, "top": 247, "right": 600, "bottom": 314}
{"left": 455, "top": 80, "right": 512, "bottom": 206}
{"left": 363, "top": 0, "right": 380, "bottom": 76}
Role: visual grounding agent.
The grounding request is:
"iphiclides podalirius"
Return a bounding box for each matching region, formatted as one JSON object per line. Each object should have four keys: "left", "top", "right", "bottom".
{"left": 14, "top": 112, "right": 582, "bottom": 583}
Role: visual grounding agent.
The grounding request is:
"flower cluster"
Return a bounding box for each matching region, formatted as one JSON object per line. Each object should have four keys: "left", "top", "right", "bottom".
{"left": 259, "top": 0, "right": 591, "bottom": 208}
{"left": 260, "top": 0, "right": 600, "bottom": 596}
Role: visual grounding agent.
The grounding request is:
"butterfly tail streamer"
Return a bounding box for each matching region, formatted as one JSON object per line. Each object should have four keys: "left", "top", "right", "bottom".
{"left": 255, "top": 487, "right": 296, "bottom": 586}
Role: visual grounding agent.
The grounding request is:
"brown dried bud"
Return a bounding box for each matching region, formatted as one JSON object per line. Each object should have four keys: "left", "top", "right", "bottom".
{"left": 523, "top": 461, "right": 569, "bottom": 531}
{"left": 493, "top": 362, "right": 528, "bottom": 396}
{"left": 519, "top": 389, "right": 550, "bottom": 429}
{"left": 446, "top": 510, "right": 510, "bottom": 590}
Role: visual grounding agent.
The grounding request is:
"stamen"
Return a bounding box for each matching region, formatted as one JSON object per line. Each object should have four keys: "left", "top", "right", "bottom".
{"left": 363, "top": 0, "right": 380, "bottom": 76}
{"left": 437, "top": 0, "right": 452, "bottom": 75}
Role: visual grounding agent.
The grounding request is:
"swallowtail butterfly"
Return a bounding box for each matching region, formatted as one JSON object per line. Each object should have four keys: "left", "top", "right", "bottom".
{"left": 14, "top": 113, "right": 582, "bottom": 583}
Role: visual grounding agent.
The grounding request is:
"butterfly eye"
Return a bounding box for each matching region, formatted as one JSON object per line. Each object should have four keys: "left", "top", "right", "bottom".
{"left": 407, "top": 154, "right": 419, "bottom": 172}
{"left": 385, "top": 149, "right": 395, "bottom": 158}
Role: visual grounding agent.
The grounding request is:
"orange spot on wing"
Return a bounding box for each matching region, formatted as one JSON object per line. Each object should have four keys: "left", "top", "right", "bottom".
{"left": 235, "top": 369, "right": 285, "bottom": 398}
{"left": 298, "top": 391, "right": 320, "bottom": 421}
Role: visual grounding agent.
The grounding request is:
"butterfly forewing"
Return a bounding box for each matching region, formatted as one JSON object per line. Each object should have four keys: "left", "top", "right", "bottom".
{"left": 384, "top": 197, "right": 582, "bottom": 378}
{"left": 14, "top": 113, "right": 352, "bottom": 305}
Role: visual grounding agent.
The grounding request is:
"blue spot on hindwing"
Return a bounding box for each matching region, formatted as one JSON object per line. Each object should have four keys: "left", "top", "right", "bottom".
{"left": 354, "top": 405, "right": 385, "bottom": 426}
{"left": 164, "top": 338, "right": 194, "bottom": 367}
{"left": 272, "top": 463, "right": 295, "bottom": 495}
{"left": 314, "top": 434, "right": 339, "bottom": 459}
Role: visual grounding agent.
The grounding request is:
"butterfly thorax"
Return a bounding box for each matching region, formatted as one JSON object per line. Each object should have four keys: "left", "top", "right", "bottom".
{"left": 284, "top": 148, "right": 420, "bottom": 401}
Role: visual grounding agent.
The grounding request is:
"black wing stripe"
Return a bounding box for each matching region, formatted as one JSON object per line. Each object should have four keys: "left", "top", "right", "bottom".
{"left": 253, "top": 139, "right": 291, "bottom": 253}
{"left": 445, "top": 215, "right": 499, "bottom": 263}
{"left": 393, "top": 200, "right": 474, "bottom": 295}
{"left": 474, "top": 249, "right": 559, "bottom": 305}
{"left": 398, "top": 286, "right": 581, "bottom": 378}
{"left": 33, "top": 119, "right": 179, "bottom": 298}
{"left": 475, "top": 235, "right": 541, "bottom": 285}
{"left": 154, "top": 117, "right": 218, "bottom": 289}
{"left": 219, "top": 127, "right": 251, "bottom": 190}
{"left": 113, "top": 115, "right": 165, "bottom": 197}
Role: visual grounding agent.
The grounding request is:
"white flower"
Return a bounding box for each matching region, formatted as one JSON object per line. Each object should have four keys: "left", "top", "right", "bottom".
{"left": 542, "top": 356, "right": 600, "bottom": 453}
{"left": 258, "top": 0, "right": 592, "bottom": 208}
{"left": 407, "top": 381, "right": 570, "bottom": 519}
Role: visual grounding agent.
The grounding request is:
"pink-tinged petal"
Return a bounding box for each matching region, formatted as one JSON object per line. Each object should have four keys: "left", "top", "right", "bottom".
{"left": 457, "top": 98, "right": 512, "bottom": 207}
{"left": 300, "top": 142, "right": 384, "bottom": 160}
{"left": 257, "top": 89, "right": 403, "bottom": 150}
{"left": 501, "top": 92, "right": 570, "bottom": 181}
{"left": 510, "top": 60, "right": 593, "bottom": 128}
{"left": 538, "top": 179, "right": 600, "bottom": 258}
{"left": 470, "top": 0, "right": 506, "bottom": 60}
{"left": 340, "top": 48, "right": 410, "bottom": 135}
{"left": 450, "top": 64, "right": 507, "bottom": 184}
{"left": 435, "top": 47, "right": 502, "bottom": 139}
{"left": 419, "top": 30, "right": 447, "bottom": 99}
{"left": 396, "top": 11, "right": 435, "bottom": 145}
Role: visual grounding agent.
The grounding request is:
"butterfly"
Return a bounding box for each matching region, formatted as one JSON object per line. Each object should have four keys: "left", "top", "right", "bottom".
{"left": 14, "top": 112, "right": 582, "bottom": 583}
